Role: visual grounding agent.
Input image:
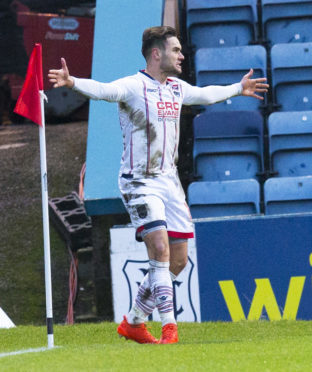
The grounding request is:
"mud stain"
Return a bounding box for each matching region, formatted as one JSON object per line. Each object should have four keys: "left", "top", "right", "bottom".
{"left": 119, "top": 102, "right": 157, "bottom": 143}
{"left": 122, "top": 193, "right": 146, "bottom": 204}
{"left": 142, "top": 288, "right": 152, "bottom": 300}
{"left": 149, "top": 150, "right": 163, "bottom": 169}
{"left": 148, "top": 124, "right": 157, "bottom": 144}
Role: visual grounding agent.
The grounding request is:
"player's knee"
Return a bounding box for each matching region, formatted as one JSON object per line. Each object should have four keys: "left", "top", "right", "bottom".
{"left": 144, "top": 229, "right": 169, "bottom": 261}
{"left": 153, "top": 240, "right": 169, "bottom": 260}
{"left": 146, "top": 237, "right": 170, "bottom": 261}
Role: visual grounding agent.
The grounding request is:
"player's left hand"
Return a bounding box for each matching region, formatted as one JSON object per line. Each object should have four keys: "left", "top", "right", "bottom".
{"left": 240, "top": 68, "right": 269, "bottom": 100}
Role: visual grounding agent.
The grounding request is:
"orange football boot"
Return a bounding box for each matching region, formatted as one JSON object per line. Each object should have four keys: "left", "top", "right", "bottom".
{"left": 158, "top": 323, "right": 178, "bottom": 344}
{"left": 117, "top": 316, "right": 158, "bottom": 344}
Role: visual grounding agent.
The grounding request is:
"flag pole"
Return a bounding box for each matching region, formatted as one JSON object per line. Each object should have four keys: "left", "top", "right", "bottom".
{"left": 39, "top": 90, "right": 54, "bottom": 349}
{"left": 13, "top": 43, "right": 55, "bottom": 348}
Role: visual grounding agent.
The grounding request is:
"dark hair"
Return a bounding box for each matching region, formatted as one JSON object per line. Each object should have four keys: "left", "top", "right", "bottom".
{"left": 141, "top": 26, "right": 178, "bottom": 60}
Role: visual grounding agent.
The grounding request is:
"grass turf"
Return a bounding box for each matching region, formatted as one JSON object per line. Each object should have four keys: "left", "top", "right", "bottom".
{"left": 1, "top": 321, "right": 312, "bottom": 371}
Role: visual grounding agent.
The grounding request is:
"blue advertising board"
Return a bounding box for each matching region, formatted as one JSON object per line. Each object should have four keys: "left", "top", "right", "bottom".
{"left": 195, "top": 213, "right": 312, "bottom": 321}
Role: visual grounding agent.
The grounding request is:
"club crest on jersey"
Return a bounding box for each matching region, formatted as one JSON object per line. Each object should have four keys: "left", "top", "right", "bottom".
{"left": 172, "top": 84, "right": 179, "bottom": 90}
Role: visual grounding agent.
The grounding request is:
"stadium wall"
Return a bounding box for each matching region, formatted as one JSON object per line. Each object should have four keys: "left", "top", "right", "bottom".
{"left": 196, "top": 213, "right": 312, "bottom": 321}
{"left": 110, "top": 213, "right": 312, "bottom": 322}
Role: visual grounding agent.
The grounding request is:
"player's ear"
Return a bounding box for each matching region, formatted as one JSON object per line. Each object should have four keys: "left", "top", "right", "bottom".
{"left": 151, "top": 47, "right": 162, "bottom": 61}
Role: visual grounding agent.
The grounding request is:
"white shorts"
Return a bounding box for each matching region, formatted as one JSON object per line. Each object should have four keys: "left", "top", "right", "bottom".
{"left": 119, "top": 171, "right": 194, "bottom": 242}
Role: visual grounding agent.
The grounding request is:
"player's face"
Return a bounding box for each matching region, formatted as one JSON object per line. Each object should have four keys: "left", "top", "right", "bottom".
{"left": 159, "top": 36, "right": 184, "bottom": 76}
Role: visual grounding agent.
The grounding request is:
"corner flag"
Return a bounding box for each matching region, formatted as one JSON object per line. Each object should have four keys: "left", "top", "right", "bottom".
{"left": 14, "top": 44, "right": 54, "bottom": 349}
{"left": 14, "top": 43, "right": 43, "bottom": 126}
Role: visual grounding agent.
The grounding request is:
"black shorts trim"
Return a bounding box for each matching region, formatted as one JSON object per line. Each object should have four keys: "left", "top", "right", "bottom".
{"left": 135, "top": 220, "right": 167, "bottom": 242}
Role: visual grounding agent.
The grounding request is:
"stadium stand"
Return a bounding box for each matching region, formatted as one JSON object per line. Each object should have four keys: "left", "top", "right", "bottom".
{"left": 264, "top": 176, "right": 312, "bottom": 214}
{"left": 268, "top": 111, "right": 312, "bottom": 177}
{"left": 195, "top": 45, "right": 267, "bottom": 111}
{"left": 193, "top": 111, "right": 264, "bottom": 181}
{"left": 270, "top": 42, "right": 312, "bottom": 112}
{"left": 261, "top": 0, "right": 312, "bottom": 46}
{"left": 188, "top": 179, "right": 260, "bottom": 218}
{"left": 186, "top": 0, "right": 258, "bottom": 49}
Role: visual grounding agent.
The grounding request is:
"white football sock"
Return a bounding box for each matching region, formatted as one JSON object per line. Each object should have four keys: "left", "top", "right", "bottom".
{"left": 127, "top": 273, "right": 155, "bottom": 324}
{"left": 128, "top": 269, "right": 177, "bottom": 324}
{"left": 149, "top": 259, "right": 176, "bottom": 326}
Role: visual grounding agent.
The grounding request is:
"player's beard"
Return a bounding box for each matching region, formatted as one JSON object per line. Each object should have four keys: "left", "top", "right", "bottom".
{"left": 160, "top": 56, "right": 182, "bottom": 77}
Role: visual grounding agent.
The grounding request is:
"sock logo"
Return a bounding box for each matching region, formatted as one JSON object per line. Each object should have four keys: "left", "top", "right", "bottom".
{"left": 159, "top": 296, "right": 168, "bottom": 301}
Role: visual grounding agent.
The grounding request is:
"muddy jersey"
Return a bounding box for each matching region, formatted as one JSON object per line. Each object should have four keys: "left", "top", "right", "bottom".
{"left": 73, "top": 71, "right": 242, "bottom": 178}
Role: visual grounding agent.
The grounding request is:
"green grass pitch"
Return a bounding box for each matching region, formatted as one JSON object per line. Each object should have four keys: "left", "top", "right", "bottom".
{"left": 1, "top": 321, "right": 312, "bottom": 371}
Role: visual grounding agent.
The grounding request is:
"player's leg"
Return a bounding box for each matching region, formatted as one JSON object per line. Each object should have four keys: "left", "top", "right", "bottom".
{"left": 127, "top": 272, "right": 155, "bottom": 324}
{"left": 118, "top": 227, "right": 174, "bottom": 344}
{"left": 131, "top": 227, "right": 171, "bottom": 325}
{"left": 149, "top": 238, "right": 188, "bottom": 344}
{"left": 117, "top": 256, "right": 159, "bottom": 344}
{"left": 156, "top": 173, "right": 194, "bottom": 344}
{"left": 127, "top": 238, "right": 185, "bottom": 327}
{"left": 144, "top": 229, "right": 176, "bottom": 320}
{"left": 117, "top": 174, "right": 188, "bottom": 344}
{"left": 166, "top": 171, "right": 193, "bottom": 278}
{"left": 130, "top": 173, "right": 193, "bottom": 344}
{"left": 169, "top": 238, "right": 188, "bottom": 277}
{"left": 117, "top": 176, "right": 169, "bottom": 343}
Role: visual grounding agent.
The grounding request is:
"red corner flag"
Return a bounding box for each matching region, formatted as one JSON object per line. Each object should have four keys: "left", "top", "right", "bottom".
{"left": 14, "top": 43, "right": 44, "bottom": 126}
{"left": 14, "top": 43, "right": 54, "bottom": 348}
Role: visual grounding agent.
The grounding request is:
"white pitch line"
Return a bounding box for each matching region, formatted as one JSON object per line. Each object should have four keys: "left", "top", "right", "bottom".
{"left": 0, "top": 143, "right": 27, "bottom": 150}
{"left": 0, "top": 346, "right": 58, "bottom": 358}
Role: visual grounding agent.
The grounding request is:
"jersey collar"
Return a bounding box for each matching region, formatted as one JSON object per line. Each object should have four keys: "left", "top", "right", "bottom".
{"left": 139, "top": 70, "right": 172, "bottom": 86}
{"left": 139, "top": 70, "right": 155, "bottom": 81}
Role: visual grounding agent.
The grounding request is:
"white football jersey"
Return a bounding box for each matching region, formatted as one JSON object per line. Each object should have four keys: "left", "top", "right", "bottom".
{"left": 73, "top": 71, "right": 242, "bottom": 178}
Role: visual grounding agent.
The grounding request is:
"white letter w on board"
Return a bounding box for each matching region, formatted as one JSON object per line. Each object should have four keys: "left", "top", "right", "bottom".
{"left": 218, "top": 277, "right": 305, "bottom": 321}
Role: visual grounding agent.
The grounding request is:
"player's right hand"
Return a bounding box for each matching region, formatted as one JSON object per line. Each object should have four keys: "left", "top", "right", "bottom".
{"left": 48, "top": 58, "right": 74, "bottom": 89}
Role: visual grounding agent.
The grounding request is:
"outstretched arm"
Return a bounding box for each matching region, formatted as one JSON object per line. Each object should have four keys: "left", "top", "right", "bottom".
{"left": 240, "top": 68, "right": 269, "bottom": 100}
{"left": 48, "top": 58, "right": 133, "bottom": 102}
{"left": 182, "top": 67, "right": 269, "bottom": 106}
{"left": 48, "top": 58, "right": 74, "bottom": 89}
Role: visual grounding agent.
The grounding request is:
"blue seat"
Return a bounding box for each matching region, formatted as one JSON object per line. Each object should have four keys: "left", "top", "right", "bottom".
{"left": 262, "top": 0, "right": 312, "bottom": 46}
{"left": 195, "top": 45, "right": 267, "bottom": 111}
{"left": 193, "top": 111, "right": 264, "bottom": 181}
{"left": 264, "top": 176, "right": 312, "bottom": 214}
{"left": 268, "top": 111, "right": 312, "bottom": 177}
{"left": 188, "top": 179, "right": 260, "bottom": 218}
{"left": 271, "top": 42, "right": 312, "bottom": 111}
{"left": 186, "top": 0, "right": 258, "bottom": 49}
